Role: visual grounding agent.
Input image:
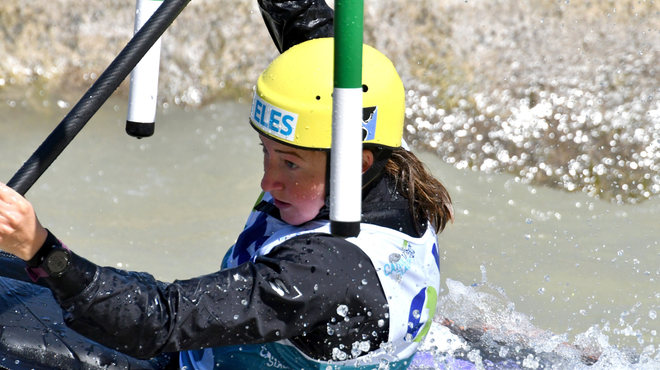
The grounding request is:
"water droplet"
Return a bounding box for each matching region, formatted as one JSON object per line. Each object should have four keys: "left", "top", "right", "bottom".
{"left": 378, "top": 360, "right": 390, "bottom": 370}
{"left": 388, "top": 253, "right": 401, "bottom": 263}
{"left": 337, "top": 305, "right": 349, "bottom": 317}
{"left": 544, "top": 275, "right": 551, "bottom": 282}
{"left": 332, "top": 347, "right": 347, "bottom": 361}
{"left": 650, "top": 310, "right": 657, "bottom": 320}
{"left": 522, "top": 354, "right": 539, "bottom": 369}
{"left": 233, "top": 315, "right": 239, "bottom": 320}
{"left": 359, "top": 341, "right": 371, "bottom": 352}
{"left": 467, "top": 349, "right": 482, "bottom": 364}
{"left": 378, "top": 319, "right": 385, "bottom": 327}
{"left": 361, "top": 279, "right": 368, "bottom": 285}
{"left": 525, "top": 218, "right": 533, "bottom": 224}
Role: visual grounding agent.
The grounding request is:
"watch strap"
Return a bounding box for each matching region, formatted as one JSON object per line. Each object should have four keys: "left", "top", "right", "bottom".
{"left": 25, "top": 229, "right": 70, "bottom": 282}
{"left": 26, "top": 265, "right": 50, "bottom": 282}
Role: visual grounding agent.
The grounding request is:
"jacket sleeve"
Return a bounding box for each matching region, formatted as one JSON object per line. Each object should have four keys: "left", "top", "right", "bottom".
{"left": 45, "top": 234, "right": 387, "bottom": 360}
{"left": 257, "top": 0, "right": 334, "bottom": 53}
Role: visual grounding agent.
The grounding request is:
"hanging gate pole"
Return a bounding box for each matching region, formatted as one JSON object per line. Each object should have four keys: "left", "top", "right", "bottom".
{"left": 330, "top": 0, "right": 364, "bottom": 238}
{"left": 6, "top": 0, "right": 191, "bottom": 196}
{"left": 126, "top": 0, "right": 165, "bottom": 138}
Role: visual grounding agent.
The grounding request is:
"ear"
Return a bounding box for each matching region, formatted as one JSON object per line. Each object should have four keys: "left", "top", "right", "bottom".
{"left": 362, "top": 149, "right": 374, "bottom": 174}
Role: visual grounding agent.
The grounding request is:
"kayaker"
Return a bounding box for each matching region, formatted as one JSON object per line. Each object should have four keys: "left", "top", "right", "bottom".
{"left": 0, "top": 37, "right": 453, "bottom": 370}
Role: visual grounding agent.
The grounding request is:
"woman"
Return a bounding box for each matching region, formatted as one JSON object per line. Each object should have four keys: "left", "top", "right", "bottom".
{"left": 0, "top": 38, "right": 453, "bottom": 369}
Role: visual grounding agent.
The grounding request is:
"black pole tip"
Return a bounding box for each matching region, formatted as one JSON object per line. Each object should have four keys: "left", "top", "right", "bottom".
{"left": 126, "top": 121, "right": 155, "bottom": 138}
{"left": 330, "top": 221, "right": 361, "bottom": 238}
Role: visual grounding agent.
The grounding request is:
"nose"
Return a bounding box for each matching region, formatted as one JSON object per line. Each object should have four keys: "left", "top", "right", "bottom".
{"left": 260, "top": 159, "right": 283, "bottom": 193}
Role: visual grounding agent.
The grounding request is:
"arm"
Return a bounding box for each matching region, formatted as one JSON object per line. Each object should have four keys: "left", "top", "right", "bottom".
{"left": 44, "top": 234, "right": 389, "bottom": 360}
{"left": 257, "top": 0, "right": 334, "bottom": 53}
{"left": 0, "top": 183, "right": 388, "bottom": 360}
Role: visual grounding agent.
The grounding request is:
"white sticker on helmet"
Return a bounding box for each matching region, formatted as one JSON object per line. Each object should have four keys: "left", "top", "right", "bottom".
{"left": 250, "top": 94, "right": 298, "bottom": 142}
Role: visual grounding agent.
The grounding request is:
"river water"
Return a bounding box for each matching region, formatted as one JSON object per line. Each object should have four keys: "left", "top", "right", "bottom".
{"left": 1, "top": 0, "right": 660, "bottom": 368}
{"left": 0, "top": 98, "right": 658, "bottom": 368}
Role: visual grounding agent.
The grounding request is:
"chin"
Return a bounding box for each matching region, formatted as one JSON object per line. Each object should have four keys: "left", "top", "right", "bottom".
{"left": 281, "top": 212, "right": 312, "bottom": 226}
{"left": 282, "top": 216, "right": 303, "bottom": 226}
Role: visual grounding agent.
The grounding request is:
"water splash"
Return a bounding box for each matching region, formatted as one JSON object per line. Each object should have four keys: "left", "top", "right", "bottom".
{"left": 412, "top": 278, "right": 660, "bottom": 369}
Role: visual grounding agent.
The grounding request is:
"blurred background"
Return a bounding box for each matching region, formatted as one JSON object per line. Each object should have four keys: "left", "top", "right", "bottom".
{"left": 1, "top": 0, "right": 659, "bottom": 366}
{"left": 2, "top": 0, "right": 659, "bottom": 203}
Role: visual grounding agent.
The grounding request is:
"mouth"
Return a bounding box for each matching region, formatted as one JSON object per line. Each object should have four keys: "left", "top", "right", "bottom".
{"left": 272, "top": 198, "right": 291, "bottom": 209}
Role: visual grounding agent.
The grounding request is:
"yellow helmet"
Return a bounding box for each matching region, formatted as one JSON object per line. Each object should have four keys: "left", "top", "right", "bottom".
{"left": 250, "top": 38, "right": 404, "bottom": 150}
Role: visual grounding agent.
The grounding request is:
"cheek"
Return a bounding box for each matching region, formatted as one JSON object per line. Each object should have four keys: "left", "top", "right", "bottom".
{"left": 292, "top": 176, "right": 325, "bottom": 203}
{"left": 293, "top": 183, "right": 324, "bottom": 201}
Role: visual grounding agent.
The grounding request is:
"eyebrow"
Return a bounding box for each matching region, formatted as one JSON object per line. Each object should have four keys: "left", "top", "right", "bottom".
{"left": 274, "top": 148, "right": 304, "bottom": 160}
{"left": 259, "top": 136, "right": 305, "bottom": 161}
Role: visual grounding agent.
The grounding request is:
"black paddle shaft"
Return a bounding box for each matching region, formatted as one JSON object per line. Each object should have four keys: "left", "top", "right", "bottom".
{"left": 6, "top": 0, "right": 191, "bottom": 196}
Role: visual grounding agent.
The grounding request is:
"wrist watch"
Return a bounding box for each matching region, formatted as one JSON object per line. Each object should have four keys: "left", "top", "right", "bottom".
{"left": 26, "top": 230, "right": 71, "bottom": 281}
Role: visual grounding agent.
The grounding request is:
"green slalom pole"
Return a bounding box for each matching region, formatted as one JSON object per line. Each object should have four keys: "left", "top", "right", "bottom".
{"left": 330, "top": 0, "right": 364, "bottom": 238}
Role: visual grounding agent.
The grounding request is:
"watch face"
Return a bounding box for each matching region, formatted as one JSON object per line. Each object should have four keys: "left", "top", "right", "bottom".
{"left": 46, "top": 249, "right": 70, "bottom": 275}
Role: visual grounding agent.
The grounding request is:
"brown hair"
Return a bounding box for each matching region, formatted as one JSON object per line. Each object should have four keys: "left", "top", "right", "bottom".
{"left": 384, "top": 149, "right": 454, "bottom": 232}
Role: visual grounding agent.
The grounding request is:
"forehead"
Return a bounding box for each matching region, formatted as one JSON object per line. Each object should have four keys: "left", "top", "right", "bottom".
{"left": 260, "top": 135, "right": 326, "bottom": 163}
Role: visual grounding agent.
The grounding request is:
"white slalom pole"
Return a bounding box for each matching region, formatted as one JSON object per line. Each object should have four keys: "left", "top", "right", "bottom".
{"left": 330, "top": 88, "right": 363, "bottom": 237}
{"left": 126, "top": 0, "right": 164, "bottom": 138}
{"left": 330, "top": 0, "right": 364, "bottom": 238}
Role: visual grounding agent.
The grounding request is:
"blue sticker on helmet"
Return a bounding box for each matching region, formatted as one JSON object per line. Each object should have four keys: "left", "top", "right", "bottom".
{"left": 362, "top": 106, "right": 378, "bottom": 141}
{"left": 251, "top": 94, "right": 298, "bottom": 142}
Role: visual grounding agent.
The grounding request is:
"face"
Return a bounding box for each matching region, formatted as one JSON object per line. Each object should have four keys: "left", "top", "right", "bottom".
{"left": 259, "top": 135, "right": 327, "bottom": 225}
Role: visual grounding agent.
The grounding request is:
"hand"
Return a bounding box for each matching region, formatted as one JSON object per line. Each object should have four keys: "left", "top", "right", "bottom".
{"left": 0, "top": 182, "right": 48, "bottom": 261}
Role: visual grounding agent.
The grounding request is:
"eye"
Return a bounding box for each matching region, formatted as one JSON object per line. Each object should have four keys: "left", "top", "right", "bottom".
{"left": 285, "top": 160, "right": 298, "bottom": 169}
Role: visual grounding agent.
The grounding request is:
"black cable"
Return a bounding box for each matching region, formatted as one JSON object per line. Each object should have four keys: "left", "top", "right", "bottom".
{"left": 6, "top": 0, "right": 191, "bottom": 196}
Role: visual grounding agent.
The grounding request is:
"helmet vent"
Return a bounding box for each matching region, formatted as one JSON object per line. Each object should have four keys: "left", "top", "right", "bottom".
{"left": 362, "top": 84, "right": 369, "bottom": 92}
